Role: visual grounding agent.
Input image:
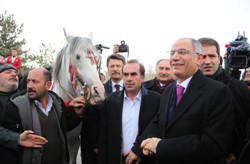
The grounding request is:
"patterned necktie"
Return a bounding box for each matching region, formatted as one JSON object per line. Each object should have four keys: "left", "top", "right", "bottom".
{"left": 114, "top": 84, "right": 120, "bottom": 92}
{"left": 176, "top": 85, "right": 185, "bottom": 105}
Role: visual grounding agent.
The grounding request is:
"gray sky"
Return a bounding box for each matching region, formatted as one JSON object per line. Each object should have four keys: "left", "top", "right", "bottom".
{"left": 1, "top": 0, "right": 250, "bottom": 70}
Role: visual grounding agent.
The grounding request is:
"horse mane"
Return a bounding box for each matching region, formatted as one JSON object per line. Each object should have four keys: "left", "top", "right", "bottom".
{"left": 52, "top": 45, "right": 67, "bottom": 82}
{"left": 52, "top": 36, "right": 99, "bottom": 83}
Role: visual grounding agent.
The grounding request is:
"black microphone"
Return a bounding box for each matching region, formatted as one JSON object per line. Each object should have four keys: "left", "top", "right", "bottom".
{"left": 96, "top": 44, "right": 110, "bottom": 50}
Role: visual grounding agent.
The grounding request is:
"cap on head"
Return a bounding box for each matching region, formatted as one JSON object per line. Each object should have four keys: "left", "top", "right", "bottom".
{"left": 0, "top": 63, "right": 17, "bottom": 73}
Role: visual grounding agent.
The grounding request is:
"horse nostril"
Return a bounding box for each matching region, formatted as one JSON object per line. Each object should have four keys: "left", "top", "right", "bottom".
{"left": 93, "top": 87, "right": 99, "bottom": 97}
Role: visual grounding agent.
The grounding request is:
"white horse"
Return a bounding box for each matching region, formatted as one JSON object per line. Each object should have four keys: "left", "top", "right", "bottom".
{"left": 51, "top": 29, "right": 105, "bottom": 164}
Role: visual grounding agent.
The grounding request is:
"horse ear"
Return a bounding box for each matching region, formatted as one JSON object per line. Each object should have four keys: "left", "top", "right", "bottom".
{"left": 63, "top": 28, "right": 72, "bottom": 43}
{"left": 88, "top": 32, "right": 93, "bottom": 41}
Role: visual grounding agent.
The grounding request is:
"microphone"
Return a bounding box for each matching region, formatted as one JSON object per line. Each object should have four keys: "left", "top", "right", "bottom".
{"left": 96, "top": 44, "right": 110, "bottom": 50}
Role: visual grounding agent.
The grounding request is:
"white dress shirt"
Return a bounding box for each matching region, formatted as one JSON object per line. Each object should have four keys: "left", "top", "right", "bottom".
{"left": 122, "top": 91, "right": 142, "bottom": 155}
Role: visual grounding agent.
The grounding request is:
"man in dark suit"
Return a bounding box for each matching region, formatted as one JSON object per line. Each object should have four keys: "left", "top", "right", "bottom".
{"left": 198, "top": 37, "right": 250, "bottom": 163}
{"left": 136, "top": 38, "right": 234, "bottom": 164}
{"left": 98, "top": 59, "right": 161, "bottom": 164}
{"left": 81, "top": 53, "right": 126, "bottom": 164}
{"left": 143, "top": 59, "right": 175, "bottom": 94}
{"left": 103, "top": 54, "right": 126, "bottom": 95}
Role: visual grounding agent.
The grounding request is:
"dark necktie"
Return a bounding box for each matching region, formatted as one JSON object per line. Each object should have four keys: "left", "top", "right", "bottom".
{"left": 176, "top": 85, "right": 184, "bottom": 105}
{"left": 114, "top": 84, "right": 120, "bottom": 92}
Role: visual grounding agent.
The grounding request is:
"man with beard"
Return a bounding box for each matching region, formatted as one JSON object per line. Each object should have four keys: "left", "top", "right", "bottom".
{"left": 144, "top": 59, "right": 175, "bottom": 94}
{"left": 0, "top": 64, "right": 48, "bottom": 163}
{"left": 198, "top": 37, "right": 250, "bottom": 164}
{"left": 1, "top": 68, "right": 85, "bottom": 164}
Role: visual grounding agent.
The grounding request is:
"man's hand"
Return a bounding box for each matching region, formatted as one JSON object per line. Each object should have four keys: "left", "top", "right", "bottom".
{"left": 19, "top": 130, "right": 48, "bottom": 148}
{"left": 125, "top": 151, "right": 140, "bottom": 164}
{"left": 70, "top": 96, "right": 86, "bottom": 116}
{"left": 141, "top": 137, "right": 161, "bottom": 155}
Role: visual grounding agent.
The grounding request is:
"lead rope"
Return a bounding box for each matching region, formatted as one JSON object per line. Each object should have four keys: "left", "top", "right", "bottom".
{"left": 57, "top": 79, "right": 75, "bottom": 100}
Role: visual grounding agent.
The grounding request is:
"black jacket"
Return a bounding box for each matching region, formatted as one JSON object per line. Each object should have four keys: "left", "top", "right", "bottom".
{"left": 207, "top": 66, "right": 250, "bottom": 159}
{"left": 134, "top": 70, "right": 234, "bottom": 164}
{"left": 98, "top": 86, "right": 161, "bottom": 164}
{"left": 0, "top": 90, "right": 82, "bottom": 164}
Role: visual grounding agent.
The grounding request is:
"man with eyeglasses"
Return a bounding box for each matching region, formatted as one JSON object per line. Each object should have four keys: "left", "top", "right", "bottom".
{"left": 198, "top": 37, "right": 250, "bottom": 164}
{"left": 130, "top": 38, "right": 234, "bottom": 164}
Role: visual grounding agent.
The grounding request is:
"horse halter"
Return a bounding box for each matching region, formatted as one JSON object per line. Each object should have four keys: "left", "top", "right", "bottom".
{"left": 69, "top": 63, "right": 91, "bottom": 101}
{"left": 67, "top": 48, "right": 101, "bottom": 102}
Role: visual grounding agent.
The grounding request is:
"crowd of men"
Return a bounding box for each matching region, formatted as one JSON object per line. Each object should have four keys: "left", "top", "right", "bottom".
{"left": 0, "top": 37, "right": 250, "bottom": 164}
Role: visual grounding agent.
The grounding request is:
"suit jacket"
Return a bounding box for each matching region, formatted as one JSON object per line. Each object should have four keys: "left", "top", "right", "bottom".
{"left": 134, "top": 70, "right": 234, "bottom": 164}
{"left": 238, "top": 137, "right": 250, "bottom": 164}
{"left": 80, "top": 79, "right": 114, "bottom": 163}
{"left": 103, "top": 79, "right": 113, "bottom": 95}
{"left": 98, "top": 86, "right": 161, "bottom": 164}
{"left": 81, "top": 79, "right": 122, "bottom": 163}
{"left": 200, "top": 66, "right": 250, "bottom": 159}
{"left": 143, "top": 78, "right": 169, "bottom": 94}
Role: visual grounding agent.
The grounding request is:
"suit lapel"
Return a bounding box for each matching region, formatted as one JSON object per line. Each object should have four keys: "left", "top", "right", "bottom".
{"left": 138, "top": 87, "right": 148, "bottom": 134}
{"left": 115, "top": 91, "right": 124, "bottom": 125}
{"left": 166, "top": 71, "right": 204, "bottom": 129}
{"left": 104, "top": 79, "right": 113, "bottom": 95}
{"left": 160, "top": 84, "right": 174, "bottom": 132}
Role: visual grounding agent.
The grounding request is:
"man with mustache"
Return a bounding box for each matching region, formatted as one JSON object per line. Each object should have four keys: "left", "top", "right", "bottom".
{"left": 0, "top": 63, "right": 48, "bottom": 163}
{"left": 144, "top": 59, "right": 175, "bottom": 94}
{"left": 104, "top": 53, "right": 126, "bottom": 94}
{"left": 1, "top": 68, "right": 85, "bottom": 164}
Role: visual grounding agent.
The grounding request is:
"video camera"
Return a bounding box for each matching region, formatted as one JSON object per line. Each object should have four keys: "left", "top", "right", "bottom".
{"left": 225, "top": 31, "right": 250, "bottom": 69}
{"left": 118, "top": 40, "right": 129, "bottom": 53}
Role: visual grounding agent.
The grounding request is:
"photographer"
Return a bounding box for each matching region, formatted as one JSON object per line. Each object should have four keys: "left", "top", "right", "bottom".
{"left": 198, "top": 37, "right": 250, "bottom": 164}
{"left": 113, "top": 44, "right": 120, "bottom": 54}
{"left": 113, "top": 41, "right": 129, "bottom": 54}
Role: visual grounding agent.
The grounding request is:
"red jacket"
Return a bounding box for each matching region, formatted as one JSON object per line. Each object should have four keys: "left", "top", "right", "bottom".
{"left": 6, "top": 56, "right": 22, "bottom": 70}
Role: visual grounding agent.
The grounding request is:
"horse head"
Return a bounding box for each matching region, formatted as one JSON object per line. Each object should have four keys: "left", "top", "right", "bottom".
{"left": 52, "top": 28, "right": 105, "bottom": 105}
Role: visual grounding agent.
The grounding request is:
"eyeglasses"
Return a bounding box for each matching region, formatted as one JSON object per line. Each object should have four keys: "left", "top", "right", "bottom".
{"left": 170, "top": 49, "right": 190, "bottom": 56}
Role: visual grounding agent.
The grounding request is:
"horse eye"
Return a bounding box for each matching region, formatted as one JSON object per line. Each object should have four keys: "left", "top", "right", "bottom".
{"left": 76, "top": 54, "right": 80, "bottom": 60}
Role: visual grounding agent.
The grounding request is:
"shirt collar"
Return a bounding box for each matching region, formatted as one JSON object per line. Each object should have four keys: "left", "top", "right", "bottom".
{"left": 124, "top": 90, "right": 142, "bottom": 101}
{"left": 176, "top": 76, "right": 192, "bottom": 93}
{"left": 112, "top": 80, "right": 124, "bottom": 88}
{"left": 34, "top": 94, "right": 53, "bottom": 110}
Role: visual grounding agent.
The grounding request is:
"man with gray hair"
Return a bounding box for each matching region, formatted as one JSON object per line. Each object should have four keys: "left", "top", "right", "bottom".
{"left": 144, "top": 59, "right": 174, "bottom": 94}
{"left": 135, "top": 38, "right": 234, "bottom": 164}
